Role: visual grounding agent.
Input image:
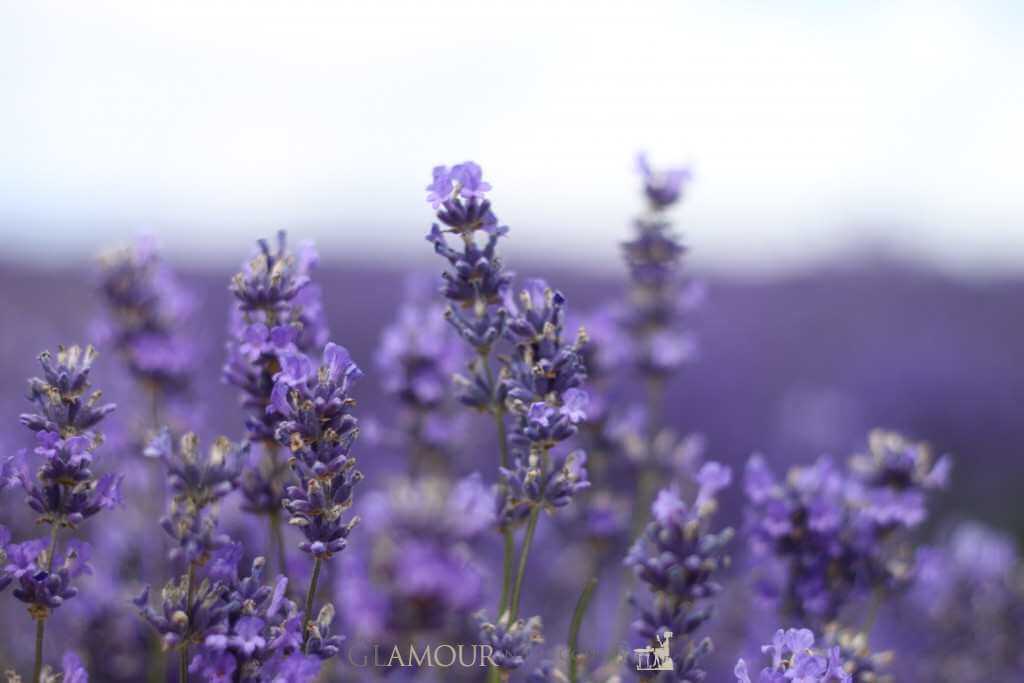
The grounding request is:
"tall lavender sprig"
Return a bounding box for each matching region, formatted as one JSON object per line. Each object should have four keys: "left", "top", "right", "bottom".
{"left": 624, "top": 462, "right": 732, "bottom": 681}
{"left": 223, "top": 231, "right": 328, "bottom": 575}
{"left": 10, "top": 345, "right": 120, "bottom": 683}
{"left": 618, "top": 154, "right": 701, "bottom": 521}
{"left": 423, "top": 162, "right": 519, "bottom": 613}
{"left": 425, "top": 163, "right": 594, "bottom": 680}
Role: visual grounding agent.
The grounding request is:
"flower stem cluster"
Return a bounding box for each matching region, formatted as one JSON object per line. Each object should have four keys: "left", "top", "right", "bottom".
{"left": 7, "top": 345, "right": 121, "bottom": 682}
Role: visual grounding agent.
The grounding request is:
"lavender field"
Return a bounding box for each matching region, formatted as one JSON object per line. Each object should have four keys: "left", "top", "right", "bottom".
{"left": 0, "top": 159, "right": 1021, "bottom": 683}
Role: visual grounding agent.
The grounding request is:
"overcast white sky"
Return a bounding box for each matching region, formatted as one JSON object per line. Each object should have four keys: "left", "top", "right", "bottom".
{"left": 1, "top": 0, "right": 1022, "bottom": 275}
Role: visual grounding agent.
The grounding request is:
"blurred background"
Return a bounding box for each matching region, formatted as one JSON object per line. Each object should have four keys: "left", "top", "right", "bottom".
{"left": 1, "top": 1, "right": 1023, "bottom": 680}
{"left": 2, "top": 1, "right": 1023, "bottom": 275}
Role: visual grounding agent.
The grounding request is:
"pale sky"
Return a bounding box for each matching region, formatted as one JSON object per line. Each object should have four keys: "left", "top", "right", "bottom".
{"left": 1, "top": 1, "right": 1022, "bottom": 276}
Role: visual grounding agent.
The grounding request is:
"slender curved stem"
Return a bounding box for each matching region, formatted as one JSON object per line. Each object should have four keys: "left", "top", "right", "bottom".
{"left": 569, "top": 577, "right": 599, "bottom": 683}
{"left": 302, "top": 558, "right": 323, "bottom": 645}
{"left": 263, "top": 442, "right": 291, "bottom": 588}
{"left": 178, "top": 645, "right": 188, "bottom": 683}
{"left": 498, "top": 530, "right": 515, "bottom": 614}
{"left": 509, "top": 506, "right": 541, "bottom": 621}
{"left": 481, "top": 351, "right": 517, "bottom": 616}
{"left": 32, "top": 619, "right": 45, "bottom": 683}
{"left": 269, "top": 510, "right": 289, "bottom": 582}
{"left": 32, "top": 525, "right": 61, "bottom": 683}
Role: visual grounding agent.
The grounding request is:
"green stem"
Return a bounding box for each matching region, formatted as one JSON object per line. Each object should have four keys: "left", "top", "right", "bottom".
{"left": 178, "top": 645, "right": 188, "bottom": 683}
{"left": 509, "top": 506, "right": 541, "bottom": 621}
{"left": 303, "top": 558, "right": 323, "bottom": 644}
{"left": 862, "top": 586, "right": 885, "bottom": 633}
{"left": 498, "top": 530, "right": 515, "bottom": 614}
{"left": 482, "top": 351, "right": 517, "bottom": 617}
{"left": 568, "top": 577, "right": 598, "bottom": 683}
{"left": 32, "top": 619, "right": 45, "bottom": 683}
{"left": 269, "top": 510, "right": 289, "bottom": 583}
{"left": 180, "top": 562, "right": 196, "bottom": 683}
{"left": 32, "top": 525, "right": 61, "bottom": 683}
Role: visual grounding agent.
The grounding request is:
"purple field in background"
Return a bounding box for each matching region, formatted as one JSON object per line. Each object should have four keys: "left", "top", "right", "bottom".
{"left": 2, "top": 260, "right": 1020, "bottom": 528}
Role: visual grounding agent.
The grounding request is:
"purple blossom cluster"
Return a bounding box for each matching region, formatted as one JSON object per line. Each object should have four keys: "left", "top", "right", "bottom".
{"left": 743, "top": 429, "right": 949, "bottom": 626}
{"left": 96, "top": 238, "right": 197, "bottom": 401}
{"left": 0, "top": 155, "right": 1019, "bottom": 683}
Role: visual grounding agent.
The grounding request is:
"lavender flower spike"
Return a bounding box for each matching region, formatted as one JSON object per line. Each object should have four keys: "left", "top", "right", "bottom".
{"left": 625, "top": 462, "right": 733, "bottom": 680}
{"left": 144, "top": 430, "right": 244, "bottom": 565}
{"left": 97, "top": 236, "right": 196, "bottom": 399}
{"left": 425, "top": 161, "right": 512, "bottom": 398}
{"left": 9, "top": 345, "right": 120, "bottom": 683}
{"left": 636, "top": 152, "right": 692, "bottom": 210}
{"left": 273, "top": 343, "right": 364, "bottom": 561}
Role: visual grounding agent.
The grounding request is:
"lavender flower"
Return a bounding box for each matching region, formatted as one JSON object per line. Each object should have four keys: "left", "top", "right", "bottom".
{"left": 14, "top": 347, "right": 122, "bottom": 529}
{"left": 846, "top": 430, "right": 950, "bottom": 528}
{"left": 425, "top": 162, "right": 512, "bottom": 406}
{"left": 5, "top": 344, "right": 120, "bottom": 682}
{"left": 477, "top": 612, "right": 544, "bottom": 672}
{"left": 223, "top": 231, "right": 329, "bottom": 529}
{"left": 96, "top": 237, "right": 196, "bottom": 397}
{"left": 743, "top": 430, "right": 949, "bottom": 626}
{"left": 502, "top": 280, "right": 589, "bottom": 434}
{"left": 902, "top": 521, "right": 1024, "bottom": 681}
{"left": 624, "top": 462, "right": 733, "bottom": 681}
{"left": 4, "top": 537, "right": 90, "bottom": 619}
{"left": 499, "top": 449, "right": 590, "bottom": 526}
{"left": 819, "top": 625, "right": 893, "bottom": 683}
{"left": 26, "top": 651, "right": 90, "bottom": 683}
{"left": 375, "top": 275, "right": 466, "bottom": 472}
{"left": 19, "top": 345, "right": 116, "bottom": 441}
{"left": 135, "top": 574, "right": 232, "bottom": 652}
{"left": 636, "top": 153, "right": 692, "bottom": 210}
{"left": 734, "top": 628, "right": 851, "bottom": 683}
{"left": 136, "top": 549, "right": 331, "bottom": 682}
{"left": 376, "top": 278, "right": 464, "bottom": 412}
{"left": 498, "top": 280, "right": 591, "bottom": 523}
{"left": 272, "top": 343, "right": 363, "bottom": 561}
{"left": 224, "top": 230, "right": 328, "bottom": 441}
{"left": 144, "top": 430, "right": 244, "bottom": 565}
